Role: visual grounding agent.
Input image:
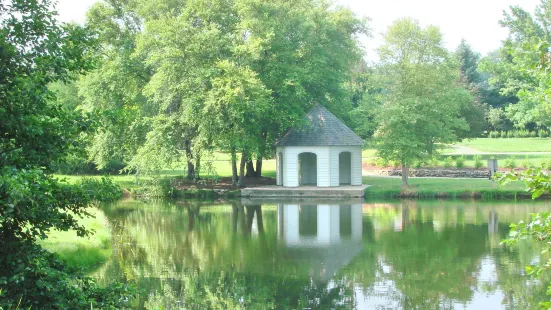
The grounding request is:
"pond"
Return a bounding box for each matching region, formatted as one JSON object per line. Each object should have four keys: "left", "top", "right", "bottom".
{"left": 94, "top": 199, "right": 551, "bottom": 309}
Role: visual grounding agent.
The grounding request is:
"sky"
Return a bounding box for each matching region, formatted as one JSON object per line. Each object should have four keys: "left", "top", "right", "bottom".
{"left": 55, "top": 0, "right": 541, "bottom": 60}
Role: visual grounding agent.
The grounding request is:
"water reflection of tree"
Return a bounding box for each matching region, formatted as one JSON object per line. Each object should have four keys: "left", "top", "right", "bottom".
{"left": 97, "top": 201, "right": 356, "bottom": 309}
{"left": 95, "top": 199, "right": 551, "bottom": 309}
{"left": 376, "top": 204, "right": 488, "bottom": 308}
{"left": 485, "top": 242, "right": 550, "bottom": 308}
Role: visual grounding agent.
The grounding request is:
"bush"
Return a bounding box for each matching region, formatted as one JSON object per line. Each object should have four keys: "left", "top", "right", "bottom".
{"left": 414, "top": 161, "right": 423, "bottom": 169}
{"left": 521, "top": 156, "right": 532, "bottom": 169}
{"left": 77, "top": 177, "right": 123, "bottom": 202}
{"left": 443, "top": 156, "right": 454, "bottom": 168}
{"left": 539, "top": 130, "right": 550, "bottom": 138}
{"left": 504, "top": 156, "right": 517, "bottom": 169}
{"left": 473, "top": 154, "right": 484, "bottom": 169}
{"left": 423, "top": 157, "right": 439, "bottom": 168}
{"left": 55, "top": 153, "right": 97, "bottom": 175}
{"left": 541, "top": 159, "right": 551, "bottom": 170}
{"left": 489, "top": 131, "right": 499, "bottom": 138}
{"left": 392, "top": 160, "right": 401, "bottom": 168}
{"left": 455, "top": 155, "right": 466, "bottom": 169}
{"left": 511, "top": 129, "right": 530, "bottom": 138}
{"left": 0, "top": 241, "right": 135, "bottom": 309}
{"left": 102, "top": 160, "right": 128, "bottom": 174}
{"left": 530, "top": 131, "right": 537, "bottom": 137}
{"left": 500, "top": 130, "right": 507, "bottom": 138}
{"left": 375, "top": 157, "right": 389, "bottom": 167}
{"left": 131, "top": 177, "right": 175, "bottom": 199}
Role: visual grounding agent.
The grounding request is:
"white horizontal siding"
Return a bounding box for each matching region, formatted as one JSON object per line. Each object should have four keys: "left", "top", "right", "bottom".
{"left": 329, "top": 146, "right": 362, "bottom": 186}
{"left": 282, "top": 146, "right": 330, "bottom": 187}
{"left": 277, "top": 145, "right": 362, "bottom": 187}
{"left": 329, "top": 148, "right": 340, "bottom": 186}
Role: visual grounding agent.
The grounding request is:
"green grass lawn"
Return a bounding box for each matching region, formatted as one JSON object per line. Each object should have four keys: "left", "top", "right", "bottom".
{"left": 458, "top": 138, "right": 551, "bottom": 153}
{"left": 363, "top": 175, "right": 528, "bottom": 198}
{"left": 438, "top": 153, "right": 551, "bottom": 169}
{"left": 38, "top": 208, "right": 111, "bottom": 270}
{"left": 55, "top": 159, "right": 276, "bottom": 188}
{"left": 364, "top": 153, "right": 551, "bottom": 169}
{"left": 362, "top": 149, "right": 377, "bottom": 158}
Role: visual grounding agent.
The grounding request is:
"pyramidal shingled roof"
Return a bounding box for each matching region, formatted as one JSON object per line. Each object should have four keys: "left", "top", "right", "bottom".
{"left": 276, "top": 104, "right": 364, "bottom": 146}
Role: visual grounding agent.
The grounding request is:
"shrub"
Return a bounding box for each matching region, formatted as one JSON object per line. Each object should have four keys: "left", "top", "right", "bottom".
{"left": 375, "top": 157, "right": 389, "bottom": 167}
{"left": 504, "top": 156, "right": 517, "bottom": 169}
{"left": 530, "top": 131, "right": 537, "bottom": 137}
{"left": 55, "top": 153, "right": 97, "bottom": 175}
{"left": 521, "top": 156, "right": 532, "bottom": 169}
{"left": 455, "top": 155, "right": 466, "bottom": 169}
{"left": 489, "top": 131, "right": 499, "bottom": 138}
{"left": 424, "top": 157, "right": 439, "bottom": 168}
{"left": 507, "top": 131, "right": 514, "bottom": 138}
{"left": 500, "top": 130, "right": 507, "bottom": 138}
{"left": 443, "top": 156, "right": 454, "bottom": 168}
{"left": 414, "top": 161, "right": 423, "bottom": 169}
{"left": 512, "top": 129, "right": 530, "bottom": 138}
{"left": 473, "top": 154, "right": 484, "bottom": 169}
{"left": 539, "top": 130, "right": 550, "bottom": 138}
{"left": 77, "top": 177, "right": 123, "bottom": 202}
{"left": 0, "top": 241, "right": 135, "bottom": 309}
{"left": 131, "top": 177, "right": 175, "bottom": 199}
{"left": 541, "top": 159, "right": 551, "bottom": 170}
{"left": 392, "top": 160, "right": 401, "bottom": 168}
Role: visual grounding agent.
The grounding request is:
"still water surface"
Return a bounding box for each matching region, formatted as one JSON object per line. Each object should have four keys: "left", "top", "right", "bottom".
{"left": 95, "top": 199, "right": 551, "bottom": 309}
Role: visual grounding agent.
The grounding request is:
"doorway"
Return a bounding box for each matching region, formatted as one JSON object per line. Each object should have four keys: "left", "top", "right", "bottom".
{"left": 339, "top": 152, "right": 352, "bottom": 185}
{"left": 298, "top": 152, "right": 317, "bottom": 186}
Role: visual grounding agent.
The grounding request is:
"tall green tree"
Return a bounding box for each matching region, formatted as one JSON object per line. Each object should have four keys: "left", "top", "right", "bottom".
{"left": 456, "top": 39, "right": 484, "bottom": 85}
{"left": 133, "top": 0, "right": 367, "bottom": 182}
{"left": 79, "top": 0, "right": 152, "bottom": 171}
{"left": 454, "top": 40, "right": 488, "bottom": 138}
{"left": 374, "top": 18, "right": 472, "bottom": 186}
{"left": 0, "top": 0, "right": 132, "bottom": 307}
{"left": 348, "top": 60, "right": 383, "bottom": 140}
{"left": 479, "top": 1, "right": 551, "bottom": 129}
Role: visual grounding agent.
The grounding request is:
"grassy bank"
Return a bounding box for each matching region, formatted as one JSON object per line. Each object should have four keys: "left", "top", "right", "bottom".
{"left": 39, "top": 208, "right": 111, "bottom": 270}
{"left": 56, "top": 154, "right": 540, "bottom": 200}
{"left": 363, "top": 176, "right": 531, "bottom": 199}
{"left": 458, "top": 138, "right": 551, "bottom": 152}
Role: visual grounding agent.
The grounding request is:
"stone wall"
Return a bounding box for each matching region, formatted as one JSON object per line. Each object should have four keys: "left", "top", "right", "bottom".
{"left": 374, "top": 168, "right": 490, "bottom": 178}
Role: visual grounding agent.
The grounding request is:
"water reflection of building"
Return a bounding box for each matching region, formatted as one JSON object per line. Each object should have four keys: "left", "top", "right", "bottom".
{"left": 276, "top": 203, "right": 363, "bottom": 280}
{"left": 278, "top": 204, "right": 362, "bottom": 246}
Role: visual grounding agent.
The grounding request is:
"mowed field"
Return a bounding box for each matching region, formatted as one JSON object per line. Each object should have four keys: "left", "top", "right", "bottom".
{"left": 362, "top": 138, "right": 551, "bottom": 168}
{"left": 458, "top": 138, "right": 551, "bottom": 153}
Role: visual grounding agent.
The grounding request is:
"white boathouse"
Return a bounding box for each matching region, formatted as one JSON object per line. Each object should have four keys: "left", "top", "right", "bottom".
{"left": 275, "top": 104, "right": 363, "bottom": 188}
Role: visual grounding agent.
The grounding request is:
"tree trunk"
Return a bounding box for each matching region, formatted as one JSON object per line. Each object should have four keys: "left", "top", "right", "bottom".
{"left": 246, "top": 160, "right": 256, "bottom": 177}
{"left": 256, "top": 132, "right": 267, "bottom": 177}
{"left": 231, "top": 147, "right": 238, "bottom": 186}
{"left": 185, "top": 143, "right": 194, "bottom": 180}
{"left": 255, "top": 158, "right": 263, "bottom": 177}
{"left": 401, "top": 162, "right": 409, "bottom": 187}
{"left": 187, "top": 161, "right": 195, "bottom": 180}
{"left": 238, "top": 151, "right": 247, "bottom": 187}
{"left": 194, "top": 154, "right": 201, "bottom": 180}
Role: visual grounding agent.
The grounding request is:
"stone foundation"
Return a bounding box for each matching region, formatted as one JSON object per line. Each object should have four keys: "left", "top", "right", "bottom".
{"left": 374, "top": 168, "right": 490, "bottom": 178}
